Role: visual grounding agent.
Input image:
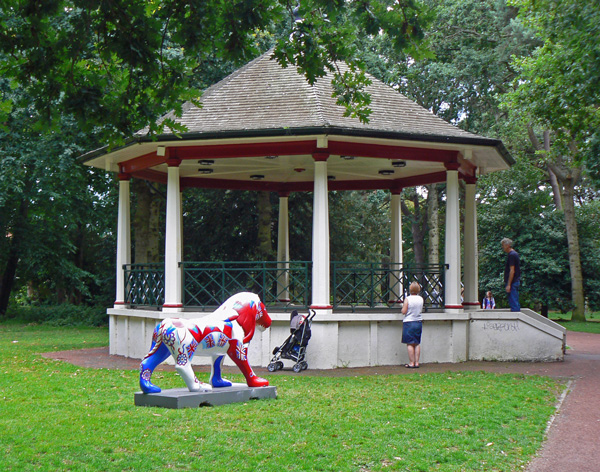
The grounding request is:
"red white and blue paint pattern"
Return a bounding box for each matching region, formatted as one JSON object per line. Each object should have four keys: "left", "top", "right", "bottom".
{"left": 139, "top": 292, "right": 271, "bottom": 393}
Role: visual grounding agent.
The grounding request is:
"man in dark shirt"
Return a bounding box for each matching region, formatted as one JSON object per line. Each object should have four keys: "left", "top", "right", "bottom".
{"left": 501, "top": 238, "right": 521, "bottom": 311}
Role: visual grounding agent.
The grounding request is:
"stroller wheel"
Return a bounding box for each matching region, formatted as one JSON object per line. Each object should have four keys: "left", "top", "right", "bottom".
{"left": 292, "top": 363, "right": 302, "bottom": 373}
{"left": 267, "top": 362, "right": 277, "bottom": 372}
{"left": 276, "top": 361, "right": 284, "bottom": 371}
{"left": 300, "top": 361, "right": 308, "bottom": 371}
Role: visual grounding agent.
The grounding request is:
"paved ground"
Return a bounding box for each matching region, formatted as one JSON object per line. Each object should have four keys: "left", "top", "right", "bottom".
{"left": 43, "top": 330, "right": 600, "bottom": 471}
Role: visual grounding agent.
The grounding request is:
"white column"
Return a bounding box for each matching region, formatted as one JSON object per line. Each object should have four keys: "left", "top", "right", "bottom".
{"left": 277, "top": 192, "right": 290, "bottom": 302}
{"left": 311, "top": 154, "right": 331, "bottom": 312}
{"left": 163, "top": 159, "right": 183, "bottom": 312}
{"left": 390, "top": 190, "right": 403, "bottom": 303}
{"left": 463, "top": 178, "right": 479, "bottom": 310}
{"left": 444, "top": 164, "right": 462, "bottom": 311}
{"left": 115, "top": 174, "right": 131, "bottom": 307}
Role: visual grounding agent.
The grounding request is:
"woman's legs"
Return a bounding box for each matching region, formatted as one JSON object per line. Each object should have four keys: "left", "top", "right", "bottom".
{"left": 407, "top": 343, "right": 421, "bottom": 367}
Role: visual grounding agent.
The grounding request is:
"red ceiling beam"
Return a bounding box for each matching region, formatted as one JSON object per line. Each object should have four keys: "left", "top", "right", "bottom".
{"left": 327, "top": 141, "right": 459, "bottom": 162}
{"left": 130, "top": 169, "right": 168, "bottom": 184}
{"left": 172, "top": 140, "right": 319, "bottom": 160}
{"left": 120, "top": 152, "right": 166, "bottom": 174}
{"left": 180, "top": 171, "right": 450, "bottom": 193}
{"left": 118, "top": 139, "right": 461, "bottom": 174}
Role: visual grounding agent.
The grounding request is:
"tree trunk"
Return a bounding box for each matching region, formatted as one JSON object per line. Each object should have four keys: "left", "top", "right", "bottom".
{"left": 426, "top": 184, "right": 439, "bottom": 265}
{"left": 401, "top": 191, "right": 426, "bottom": 266}
{"left": 547, "top": 165, "right": 563, "bottom": 210}
{"left": 527, "top": 126, "right": 563, "bottom": 210}
{"left": 0, "top": 198, "right": 29, "bottom": 317}
{"left": 528, "top": 127, "right": 584, "bottom": 319}
{"left": 256, "top": 191, "right": 273, "bottom": 260}
{"left": 561, "top": 179, "right": 586, "bottom": 321}
{"left": 133, "top": 180, "right": 161, "bottom": 263}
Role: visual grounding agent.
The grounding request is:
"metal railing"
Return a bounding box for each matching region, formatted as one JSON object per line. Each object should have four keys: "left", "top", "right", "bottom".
{"left": 124, "top": 263, "right": 165, "bottom": 307}
{"left": 181, "top": 261, "right": 311, "bottom": 310}
{"left": 332, "top": 262, "right": 445, "bottom": 309}
{"left": 122, "top": 261, "right": 445, "bottom": 309}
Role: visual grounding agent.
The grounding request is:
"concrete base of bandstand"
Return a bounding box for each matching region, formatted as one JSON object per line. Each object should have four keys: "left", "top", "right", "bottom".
{"left": 134, "top": 383, "right": 277, "bottom": 409}
{"left": 111, "top": 308, "right": 566, "bottom": 369}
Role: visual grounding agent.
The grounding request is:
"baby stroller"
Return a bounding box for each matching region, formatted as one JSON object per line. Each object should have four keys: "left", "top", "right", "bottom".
{"left": 268, "top": 309, "right": 315, "bottom": 373}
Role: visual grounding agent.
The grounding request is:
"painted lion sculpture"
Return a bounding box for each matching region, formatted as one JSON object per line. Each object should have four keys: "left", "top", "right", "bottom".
{"left": 139, "top": 292, "right": 271, "bottom": 394}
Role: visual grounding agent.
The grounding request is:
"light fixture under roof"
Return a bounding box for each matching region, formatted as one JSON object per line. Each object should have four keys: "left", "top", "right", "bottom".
{"left": 198, "top": 168, "right": 214, "bottom": 174}
{"left": 340, "top": 155, "right": 355, "bottom": 160}
{"left": 294, "top": 168, "right": 306, "bottom": 173}
{"left": 379, "top": 169, "right": 395, "bottom": 176}
{"left": 392, "top": 160, "right": 407, "bottom": 168}
{"left": 250, "top": 174, "right": 265, "bottom": 180}
{"left": 328, "top": 175, "right": 336, "bottom": 180}
{"left": 265, "top": 155, "right": 278, "bottom": 159}
{"left": 198, "top": 159, "right": 214, "bottom": 165}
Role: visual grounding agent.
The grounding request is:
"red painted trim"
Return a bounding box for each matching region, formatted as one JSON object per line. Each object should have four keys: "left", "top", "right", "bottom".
{"left": 445, "top": 305, "right": 464, "bottom": 309}
{"left": 458, "top": 156, "right": 477, "bottom": 177}
{"left": 118, "top": 173, "right": 131, "bottom": 181}
{"left": 444, "top": 162, "right": 461, "bottom": 171}
{"left": 463, "top": 302, "right": 481, "bottom": 306}
{"left": 179, "top": 171, "right": 449, "bottom": 192}
{"left": 278, "top": 191, "right": 291, "bottom": 198}
{"left": 328, "top": 141, "right": 458, "bottom": 162}
{"left": 166, "top": 157, "right": 182, "bottom": 167}
{"left": 120, "top": 152, "right": 165, "bottom": 173}
{"left": 181, "top": 176, "right": 285, "bottom": 192}
{"left": 310, "top": 305, "right": 333, "bottom": 310}
{"left": 312, "top": 152, "right": 329, "bottom": 162}
{"left": 277, "top": 299, "right": 291, "bottom": 303}
{"left": 118, "top": 139, "right": 460, "bottom": 174}
{"left": 131, "top": 169, "right": 168, "bottom": 184}
{"left": 162, "top": 304, "right": 184, "bottom": 308}
{"left": 114, "top": 301, "right": 126, "bottom": 305}
{"left": 463, "top": 175, "right": 478, "bottom": 185}
{"left": 172, "top": 140, "right": 318, "bottom": 160}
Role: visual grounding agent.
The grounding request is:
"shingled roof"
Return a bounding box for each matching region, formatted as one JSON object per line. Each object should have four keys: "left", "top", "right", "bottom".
{"left": 146, "top": 51, "right": 490, "bottom": 144}
{"left": 83, "top": 50, "right": 513, "bottom": 186}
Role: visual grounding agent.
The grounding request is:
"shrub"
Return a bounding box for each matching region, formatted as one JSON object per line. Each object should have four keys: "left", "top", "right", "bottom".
{"left": 5, "top": 304, "right": 108, "bottom": 327}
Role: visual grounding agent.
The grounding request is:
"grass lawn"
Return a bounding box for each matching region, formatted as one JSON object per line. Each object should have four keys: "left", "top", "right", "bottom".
{"left": 0, "top": 324, "right": 564, "bottom": 472}
{"left": 549, "top": 311, "right": 600, "bottom": 333}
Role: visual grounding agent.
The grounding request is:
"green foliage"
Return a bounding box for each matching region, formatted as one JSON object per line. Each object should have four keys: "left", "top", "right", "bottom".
{"left": 0, "top": 0, "right": 432, "bottom": 143}
{"left": 477, "top": 157, "right": 570, "bottom": 309}
{"left": 362, "top": 0, "right": 538, "bottom": 135}
{"left": 4, "top": 304, "right": 108, "bottom": 327}
{"left": 0, "top": 324, "right": 562, "bottom": 471}
{"left": 0, "top": 90, "right": 118, "bottom": 314}
{"left": 329, "top": 190, "right": 391, "bottom": 262}
{"left": 577, "top": 201, "right": 600, "bottom": 310}
{"left": 505, "top": 0, "right": 600, "bottom": 176}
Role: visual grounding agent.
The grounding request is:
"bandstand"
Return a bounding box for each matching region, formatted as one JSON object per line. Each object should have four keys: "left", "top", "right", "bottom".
{"left": 83, "top": 51, "right": 565, "bottom": 368}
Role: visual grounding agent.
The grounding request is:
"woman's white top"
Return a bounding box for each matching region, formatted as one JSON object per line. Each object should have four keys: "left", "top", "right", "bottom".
{"left": 403, "top": 295, "right": 424, "bottom": 323}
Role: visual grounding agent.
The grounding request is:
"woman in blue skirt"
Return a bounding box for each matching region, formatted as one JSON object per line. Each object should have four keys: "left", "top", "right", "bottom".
{"left": 401, "top": 282, "right": 424, "bottom": 368}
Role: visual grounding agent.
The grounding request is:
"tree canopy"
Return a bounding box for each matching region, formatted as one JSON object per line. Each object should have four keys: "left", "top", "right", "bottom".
{"left": 0, "top": 0, "right": 432, "bottom": 143}
{"left": 1, "top": 0, "right": 599, "bottom": 320}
